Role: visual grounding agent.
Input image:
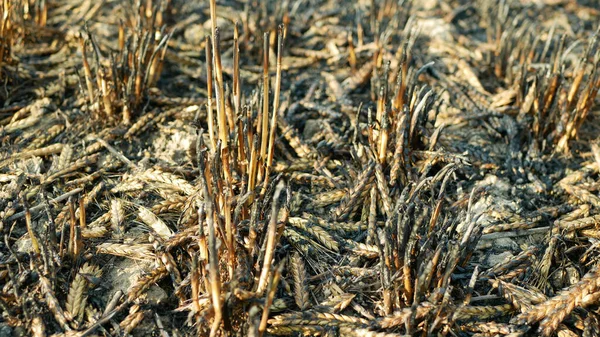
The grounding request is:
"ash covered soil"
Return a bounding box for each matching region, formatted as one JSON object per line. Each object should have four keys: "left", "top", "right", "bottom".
{"left": 1, "top": 0, "right": 600, "bottom": 336}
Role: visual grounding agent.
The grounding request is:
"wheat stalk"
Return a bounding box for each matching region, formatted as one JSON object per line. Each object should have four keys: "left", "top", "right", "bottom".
{"left": 256, "top": 181, "right": 285, "bottom": 295}
{"left": 453, "top": 304, "right": 514, "bottom": 321}
{"left": 513, "top": 264, "right": 600, "bottom": 336}
{"left": 66, "top": 263, "right": 102, "bottom": 325}
{"left": 39, "top": 275, "right": 71, "bottom": 331}
{"left": 30, "top": 316, "right": 46, "bottom": 337}
{"left": 119, "top": 304, "right": 145, "bottom": 334}
{"left": 561, "top": 183, "right": 600, "bottom": 208}
{"left": 128, "top": 266, "right": 169, "bottom": 302}
{"left": 81, "top": 225, "right": 108, "bottom": 238}
{"left": 139, "top": 168, "right": 195, "bottom": 195}
{"left": 96, "top": 243, "right": 155, "bottom": 261}
{"left": 138, "top": 205, "right": 173, "bottom": 240}
{"left": 290, "top": 252, "right": 310, "bottom": 310}
{"left": 344, "top": 239, "right": 379, "bottom": 259}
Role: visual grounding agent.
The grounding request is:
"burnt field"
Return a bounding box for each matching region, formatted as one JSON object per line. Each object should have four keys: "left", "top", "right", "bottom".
{"left": 1, "top": 0, "right": 600, "bottom": 336}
